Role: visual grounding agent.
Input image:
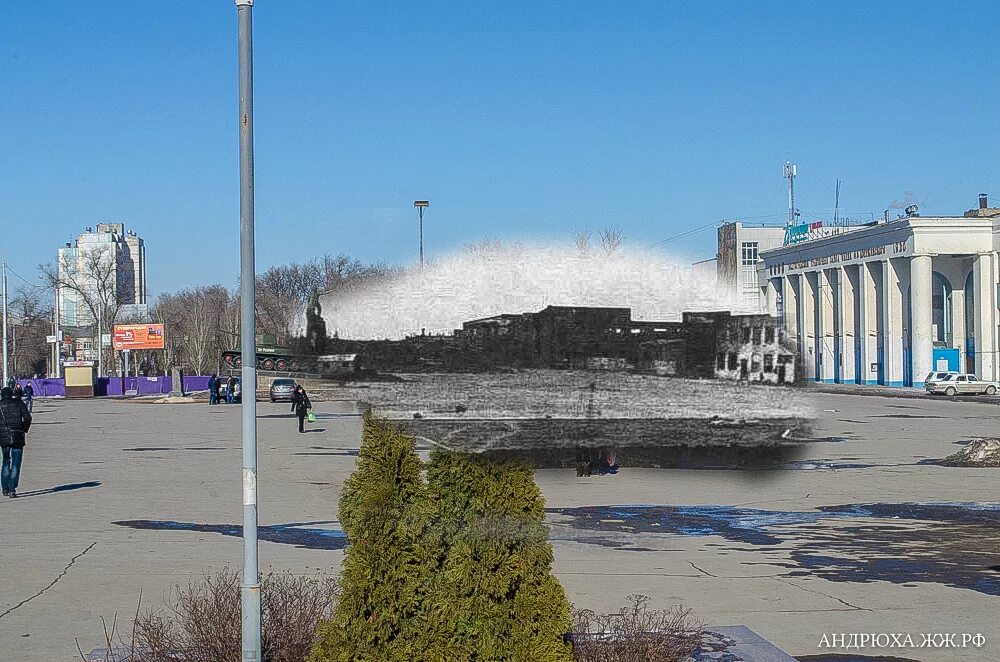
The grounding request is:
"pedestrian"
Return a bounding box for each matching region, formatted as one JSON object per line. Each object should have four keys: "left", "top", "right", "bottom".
{"left": 12, "top": 382, "right": 23, "bottom": 400}
{"left": 208, "top": 374, "right": 218, "bottom": 405}
{"left": 0, "top": 386, "right": 32, "bottom": 498}
{"left": 226, "top": 376, "right": 237, "bottom": 404}
{"left": 23, "top": 382, "right": 34, "bottom": 413}
{"left": 292, "top": 385, "right": 311, "bottom": 433}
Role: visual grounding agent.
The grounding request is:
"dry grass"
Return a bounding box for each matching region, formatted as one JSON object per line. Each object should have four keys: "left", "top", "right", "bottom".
{"left": 78, "top": 568, "right": 337, "bottom": 662}
{"left": 571, "top": 595, "right": 703, "bottom": 662}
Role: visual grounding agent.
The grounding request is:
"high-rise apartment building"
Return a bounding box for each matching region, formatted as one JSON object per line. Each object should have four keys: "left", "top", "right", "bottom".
{"left": 57, "top": 223, "right": 147, "bottom": 328}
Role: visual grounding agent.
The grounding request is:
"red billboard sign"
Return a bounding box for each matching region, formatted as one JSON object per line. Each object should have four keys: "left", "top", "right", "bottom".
{"left": 113, "top": 324, "right": 165, "bottom": 350}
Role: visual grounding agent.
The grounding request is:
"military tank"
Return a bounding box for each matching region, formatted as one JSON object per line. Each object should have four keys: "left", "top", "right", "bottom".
{"left": 220, "top": 335, "right": 311, "bottom": 372}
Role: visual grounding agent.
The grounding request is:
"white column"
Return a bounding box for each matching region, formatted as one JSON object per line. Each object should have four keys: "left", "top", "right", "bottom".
{"left": 765, "top": 279, "right": 778, "bottom": 317}
{"left": 840, "top": 265, "right": 857, "bottom": 384}
{"left": 951, "top": 281, "right": 967, "bottom": 370}
{"left": 910, "top": 255, "right": 934, "bottom": 387}
{"left": 859, "top": 262, "right": 879, "bottom": 384}
{"left": 972, "top": 253, "right": 998, "bottom": 380}
{"left": 801, "top": 272, "right": 817, "bottom": 381}
{"left": 818, "top": 269, "right": 836, "bottom": 382}
{"left": 783, "top": 275, "right": 799, "bottom": 340}
{"left": 881, "top": 259, "right": 904, "bottom": 386}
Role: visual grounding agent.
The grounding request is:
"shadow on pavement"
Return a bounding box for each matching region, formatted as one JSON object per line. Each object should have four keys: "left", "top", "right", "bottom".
{"left": 15, "top": 481, "right": 102, "bottom": 498}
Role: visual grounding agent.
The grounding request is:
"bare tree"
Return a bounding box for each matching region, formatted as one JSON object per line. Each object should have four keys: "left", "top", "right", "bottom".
{"left": 150, "top": 286, "right": 236, "bottom": 375}
{"left": 41, "top": 243, "right": 129, "bottom": 372}
{"left": 599, "top": 226, "right": 625, "bottom": 255}
{"left": 8, "top": 287, "right": 52, "bottom": 377}
{"left": 573, "top": 229, "right": 593, "bottom": 255}
{"left": 463, "top": 239, "right": 505, "bottom": 258}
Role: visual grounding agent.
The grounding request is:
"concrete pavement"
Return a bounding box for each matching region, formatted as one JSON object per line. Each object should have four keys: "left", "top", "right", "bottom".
{"left": 0, "top": 392, "right": 997, "bottom": 661}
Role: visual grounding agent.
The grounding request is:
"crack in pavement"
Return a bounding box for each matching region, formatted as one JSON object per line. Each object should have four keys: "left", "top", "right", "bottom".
{"left": 771, "top": 575, "right": 872, "bottom": 611}
{"left": 689, "top": 561, "right": 718, "bottom": 577}
{"left": 0, "top": 541, "right": 98, "bottom": 621}
{"left": 688, "top": 561, "right": 797, "bottom": 580}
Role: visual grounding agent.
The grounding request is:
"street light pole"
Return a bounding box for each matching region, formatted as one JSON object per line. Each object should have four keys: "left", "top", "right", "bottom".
{"left": 414, "top": 200, "right": 429, "bottom": 268}
{"left": 2, "top": 261, "right": 8, "bottom": 385}
{"left": 54, "top": 285, "right": 61, "bottom": 379}
{"left": 235, "top": 1, "right": 261, "bottom": 661}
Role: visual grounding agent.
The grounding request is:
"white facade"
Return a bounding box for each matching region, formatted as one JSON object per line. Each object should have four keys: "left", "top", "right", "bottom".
{"left": 58, "top": 223, "right": 147, "bottom": 327}
{"left": 759, "top": 211, "right": 1000, "bottom": 387}
{"left": 716, "top": 222, "right": 785, "bottom": 312}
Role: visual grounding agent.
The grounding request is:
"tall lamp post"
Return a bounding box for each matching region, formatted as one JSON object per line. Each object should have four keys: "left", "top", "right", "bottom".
{"left": 2, "top": 261, "right": 8, "bottom": 385}
{"left": 38, "top": 275, "right": 62, "bottom": 379}
{"left": 235, "top": 1, "right": 260, "bottom": 661}
{"left": 414, "top": 200, "right": 429, "bottom": 268}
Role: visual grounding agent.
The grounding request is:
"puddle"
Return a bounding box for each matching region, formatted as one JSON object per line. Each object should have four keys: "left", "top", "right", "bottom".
{"left": 797, "top": 655, "right": 922, "bottom": 662}
{"left": 548, "top": 502, "right": 1000, "bottom": 595}
{"left": 782, "top": 461, "right": 880, "bottom": 470}
{"left": 113, "top": 520, "right": 347, "bottom": 550}
{"left": 112, "top": 519, "right": 347, "bottom": 550}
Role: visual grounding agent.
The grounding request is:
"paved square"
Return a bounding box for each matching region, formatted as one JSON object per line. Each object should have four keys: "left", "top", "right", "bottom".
{"left": 1, "top": 393, "right": 998, "bottom": 661}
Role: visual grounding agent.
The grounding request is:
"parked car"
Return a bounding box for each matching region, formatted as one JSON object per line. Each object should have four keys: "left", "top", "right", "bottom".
{"left": 269, "top": 378, "right": 296, "bottom": 403}
{"left": 924, "top": 370, "right": 958, "bottom": 387}
{"left": 925, "top": 373, "right": 998, "bottom": 396}
{"left": 220, "top": 377, "right": 242, "bottom": 403}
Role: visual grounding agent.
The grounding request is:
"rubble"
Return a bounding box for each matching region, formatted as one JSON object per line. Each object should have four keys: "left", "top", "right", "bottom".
{"left": 939, "top": 438, "right": 1000, "bottom": 467}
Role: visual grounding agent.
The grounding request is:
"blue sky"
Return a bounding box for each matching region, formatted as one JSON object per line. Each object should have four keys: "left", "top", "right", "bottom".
{"left": 3, "top": 1, "right": 1000, "bottom": 296}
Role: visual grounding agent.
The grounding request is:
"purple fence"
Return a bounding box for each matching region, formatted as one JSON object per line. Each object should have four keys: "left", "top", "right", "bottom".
{"left": 17, "top": 378, "right": 66, "bottom": 398}
{"left": 17, "top": 376, "right": 214, "bottom": 398}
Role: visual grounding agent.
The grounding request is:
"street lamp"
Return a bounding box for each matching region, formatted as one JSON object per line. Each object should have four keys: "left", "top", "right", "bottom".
{"left": 414, "top": 200, "right": 429, "bottom": 268}
{"left": 235, "top": 1, "right": 261, "bottom": 661}
{"left": 38, "top": 274, "right": 62, "bottom": 379}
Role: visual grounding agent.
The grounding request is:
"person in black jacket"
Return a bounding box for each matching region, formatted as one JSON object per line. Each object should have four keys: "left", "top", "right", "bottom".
{"left": 0, "top": 386, "right": 32, "bottom": 498}
{"left": 292, "top": 385, "right": 311, "bottom": 433}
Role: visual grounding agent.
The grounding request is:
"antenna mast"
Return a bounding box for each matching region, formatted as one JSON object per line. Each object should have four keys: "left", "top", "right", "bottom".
{"left": 784, "top": 161, "right": 797, "bottom": 226}
{"left": 834, "top": 179, "right": 841, "bottom": 225}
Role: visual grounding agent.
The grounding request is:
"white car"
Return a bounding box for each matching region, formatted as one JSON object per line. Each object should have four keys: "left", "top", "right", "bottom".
{"left": 924, "top": 370, "right": 958, "bottom": 387}
{"left": 925, "top": 373, "right": 998, "bottom": 396}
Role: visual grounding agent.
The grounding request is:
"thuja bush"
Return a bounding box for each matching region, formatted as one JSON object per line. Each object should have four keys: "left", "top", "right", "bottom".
{"left": 312, "top": 414, "right": 573, "bottom": 661}
{"left": 412, "top": 450, "right": 574, "bottom": 662}
{"left": 310, "top": 412, "right": 430, "bottom": 661}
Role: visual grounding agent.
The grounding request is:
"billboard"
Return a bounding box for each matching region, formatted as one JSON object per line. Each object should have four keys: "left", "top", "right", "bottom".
{"left": 113, "top": 324, "right": 165, "bottom": 350}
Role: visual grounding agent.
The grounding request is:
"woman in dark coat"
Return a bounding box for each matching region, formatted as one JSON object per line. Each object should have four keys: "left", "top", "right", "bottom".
{"left": 292, "top": 385, "right": 311, "bottom": 433}
{"left": 0, "top": 386, "right": 32, "bottom": 498}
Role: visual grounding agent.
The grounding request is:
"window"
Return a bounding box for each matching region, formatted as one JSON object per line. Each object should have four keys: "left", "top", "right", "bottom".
{"left": 764, "top": 354, "right": 775, "bottom": 373}
{"left": 742, "top": 327, "right": 751, "bottom": 343}
{"left": 727, "top": 352, "right": 738, "bottom": 370}
{"left": 750, "top": 354, "right": 762, "bottom": 372}
{"left": 741, "top": 242, "right": 759, "bottom": 265}
{"left": 717, "top": 353, "right": 726, "bottom": 370}
{"left": 752, "top": 327, "right": 762, "bottom": 345}
{"left": 765, "top": 327, "right": 775, "bottom": 344}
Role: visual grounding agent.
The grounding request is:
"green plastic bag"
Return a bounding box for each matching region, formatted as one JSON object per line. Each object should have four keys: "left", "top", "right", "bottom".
{"left": 307, "top": 409, "right": 316, "bottom": 423}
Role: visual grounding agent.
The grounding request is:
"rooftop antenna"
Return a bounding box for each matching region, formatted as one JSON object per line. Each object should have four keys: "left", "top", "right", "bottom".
{"left": 833, "top": 179, "right": 841, "bottom": 226}
{"left": 784, "top": 162, "right": 798, "bottom": 226}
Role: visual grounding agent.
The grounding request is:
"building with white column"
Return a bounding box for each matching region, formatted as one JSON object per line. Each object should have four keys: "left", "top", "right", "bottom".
{"left": 758, "top": 197, "right": 1000, "bottom": 388}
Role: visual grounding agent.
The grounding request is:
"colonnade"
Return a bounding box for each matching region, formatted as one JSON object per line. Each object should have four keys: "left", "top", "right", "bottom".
{"left": 768, "top": 253, "right": 999, "bottom": 387}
